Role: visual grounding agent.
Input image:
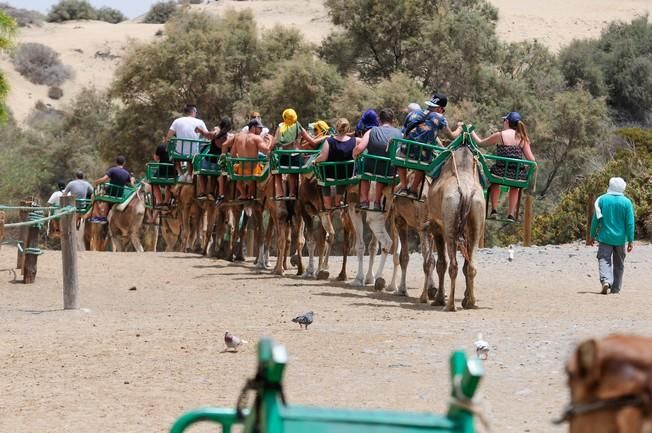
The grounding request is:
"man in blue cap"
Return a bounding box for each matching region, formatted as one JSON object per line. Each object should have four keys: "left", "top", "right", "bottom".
{"left": 397, "top": 93, "right": 463, "bottom": 199}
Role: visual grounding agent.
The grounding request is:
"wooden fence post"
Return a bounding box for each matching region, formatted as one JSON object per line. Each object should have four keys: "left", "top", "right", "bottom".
{"left": 0, "top": 211, "right": 4, "bottom": 248}
{"left": 523, "top": 194, "right": 533, "bottom": 247}
{"left": 60, "top": 196, "right": 79, "bottom": 309}
{"left": 16, "top": 199, "right": 30, "bottom": 271}
{"left": 22, "top": 222, "right": 40, "bottom": 284}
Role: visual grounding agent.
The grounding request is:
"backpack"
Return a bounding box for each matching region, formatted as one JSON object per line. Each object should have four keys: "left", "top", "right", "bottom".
{"left": 403, "top": 110, "right": 428, "bottom": 137}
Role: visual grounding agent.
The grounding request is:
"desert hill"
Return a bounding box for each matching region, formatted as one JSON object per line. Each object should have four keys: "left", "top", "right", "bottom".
{"left": 2, "top": 0, "right": 651, "bottom": 124}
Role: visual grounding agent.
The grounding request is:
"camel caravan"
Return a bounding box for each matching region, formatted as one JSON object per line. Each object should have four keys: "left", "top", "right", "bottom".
{"left": 74, "top": 96, "right": 536, "bottom": 311}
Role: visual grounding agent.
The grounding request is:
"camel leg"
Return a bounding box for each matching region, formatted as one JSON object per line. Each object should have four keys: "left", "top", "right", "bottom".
{"left": 462, "top": 203, "right": 484, "bottom": 309}
{"left": 397, "top": 218, "right": 409, "bottom": 297}
{"left": 387, "top": 229, "right": 400, "bottom": 292}
{"left": 445, "top": 237, "right": 458, "bottom": 312}
{"left": 367, "top": 212, "right": 392, "bottom": 291}
{"left": 293, "top": 215, "right": 305, "bottom": 276}
{"left": 365, "top": 236, "right": 377, "bottom": 286}
{"left": 349, "top": 208, "right": 366, "bottom": 286}
{"left": 337, "top": 210, "right": 353, "bottom": 281}
{"left": 130, "top": 231, "right": 144, "bottom": 253}
{"left": 272, "top": 215, "right": 287, "bottom": 276}
{"left": 317, "top": 212, "right": 334, "bottom": 280}
{"left": 433, "top": 230, "right": 447, "bottom": 306}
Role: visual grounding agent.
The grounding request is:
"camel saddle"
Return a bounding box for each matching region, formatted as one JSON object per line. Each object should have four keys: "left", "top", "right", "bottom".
{"left": 559, "top": 334, "right": 652, "bottom": 433}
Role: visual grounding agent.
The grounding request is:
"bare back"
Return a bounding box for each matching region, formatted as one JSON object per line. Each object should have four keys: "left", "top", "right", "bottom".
{"left": 231, "top": 133, "right": 265, "bottom": 158}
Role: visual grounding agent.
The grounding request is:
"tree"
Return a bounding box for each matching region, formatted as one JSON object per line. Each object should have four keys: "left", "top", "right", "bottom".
{"left": 96, "top": 7, "right": 127, "bottom": 24}
{"left": 46, "top": 0, "right": 97, "bottom": 22}
{"left": 0, "top": 10, "right": 15, "bottom": 122}
{"left": 142, "top": 1, "right": 177, "bottom": 24}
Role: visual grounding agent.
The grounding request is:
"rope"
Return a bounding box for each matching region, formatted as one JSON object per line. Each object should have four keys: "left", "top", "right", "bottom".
{"left": 3, "top": 206, "right": 76, "bottom": 228}
{"left": 0, "top": 205, "right": 60, "bottom": 211}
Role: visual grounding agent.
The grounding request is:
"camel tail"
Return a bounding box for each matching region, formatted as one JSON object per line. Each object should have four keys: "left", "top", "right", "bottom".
{"left": 455, "top": 188, "right": 475, "bottom": 261}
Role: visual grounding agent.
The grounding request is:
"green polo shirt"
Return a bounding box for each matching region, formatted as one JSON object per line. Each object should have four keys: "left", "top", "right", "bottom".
{"left": 590, "top": 194, "right": 635, "bottom": 246}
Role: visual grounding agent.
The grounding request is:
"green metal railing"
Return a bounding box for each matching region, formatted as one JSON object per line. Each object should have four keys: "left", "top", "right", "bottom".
{"left": 192, "top": 149, "right": 222, "bottom": 177}
{"left": 146, "top": 162, "right": 177, "bottom": 185}
{"left": 93, "top": 183, "right": 136, "bottom": 204}
{"left": 356, "top": 152, "right": 398, "bottom": 184}
{"left": 482, "top": 154, "right": 537, "bottom": 189}
{"left": 313, "top": 160, "right": 359, "bottom": 187}
{"left": 389, "top": 138, "right": 447, "bottom": 171}
{"left": 223, "top": 155, "right": 269, "bottom": 182}
{"left": 171, "top": 338, "right": 484, "bottom": 433}
{"left": 270, "top": 149, "right": 321, "bottom": 175}
{"left": 167, "top": 138, "right": 210, "bottom": 161}
{"left": 75, "top": 199, "right": 92, "bottom": 214}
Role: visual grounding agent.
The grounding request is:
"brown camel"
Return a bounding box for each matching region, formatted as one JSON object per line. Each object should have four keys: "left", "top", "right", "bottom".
{"left": 426, "top": 144, "right": 485, "bottom": 311}
{"left": 85, "top": 202, "right": 109, "bottom": 251}
{"left": 174, "top": 183, "right": 202, "bottom": 253}
{"left": 562, "top": 334, "right": 652, "bottom": 433}
{"left": 107, "top": 184, "right": 146, "bottom": 252}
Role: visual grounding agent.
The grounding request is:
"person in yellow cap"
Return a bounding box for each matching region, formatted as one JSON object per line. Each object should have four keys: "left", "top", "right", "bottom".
{"left": 272, "top": 108, "right": 327, "bottom": 199}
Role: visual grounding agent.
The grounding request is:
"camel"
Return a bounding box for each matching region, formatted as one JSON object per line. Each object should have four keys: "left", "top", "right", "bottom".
{"left": 85, "top": 202, "right": 109, "bottom": 251}
{"left": 293, "top": 176, "right": 352, "bottom": 281}
{"left": 107, "top": 183, "right": 146, "bottom": 252}
{"left": 174, "top": 183, "right": 202, "bottom": 253}
{"left": 393, "top": 183, "right": 439, "bottom": 302}
{"left": 346, "top": 184, "right": 400, "bottom": 290}
{"left": 426, "top": 144, "right": 485, "bottom": 311}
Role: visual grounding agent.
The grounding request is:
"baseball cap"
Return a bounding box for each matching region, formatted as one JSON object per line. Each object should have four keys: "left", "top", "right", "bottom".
{"left": 248, "top": 118, "right": 265, "bottom": 129}
{"left": 425, "top": 93, "right": 447, "bottom": 108}
{"left": 407, "top": 102, "right": 422, "bottom": 112}
{"left": 502, "top": 112, "right": 522, "bottom": 123}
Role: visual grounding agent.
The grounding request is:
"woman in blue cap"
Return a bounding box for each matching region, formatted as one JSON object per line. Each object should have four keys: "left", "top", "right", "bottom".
{"left": 472, "top": 111, "right": 536, "bottom": 221}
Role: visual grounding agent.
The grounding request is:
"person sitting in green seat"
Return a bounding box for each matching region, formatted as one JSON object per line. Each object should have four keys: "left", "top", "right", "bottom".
{"left": 93, "top": 156, "right": 134, "bottom": 219}
{"left": 471, "top": 111, "right": 535, "bottom": 222}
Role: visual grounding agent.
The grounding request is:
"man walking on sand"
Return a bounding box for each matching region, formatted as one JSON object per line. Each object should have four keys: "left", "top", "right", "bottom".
{"left": 590, "top": 177, "right": 635, "bottom": 295}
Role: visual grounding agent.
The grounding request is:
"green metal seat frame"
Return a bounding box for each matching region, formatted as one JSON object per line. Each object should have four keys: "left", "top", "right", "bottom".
{"left": 170, "top": 338, "right": 484, "bottom": 433}
{"left": 481, "top": 155, "right": 536, "bottom": 190}
{"left": 167, "top": 138, "right": 210, "bottom": 162}
{"left": 146, "top": 162, "right": 177, "bottom": 185}
{"left": 313, "top": 160, "right": 359, "bottom": 187}
{"left": 270, "top": 149, "right": 321, "bottom": 175}
{"left": 93, "top": 183, "right": 136, "bottom": 204}
{"left": 356, "top": 152, "right": 398, "bottom": 184}
{"left": 223, "top": 155, "right": 270, "bottom": 182}
{"left": 389, "top": 138, "right": 447, "bottom": 171}
{"left": 75, "top": 199, "right": 92, "bottom": 214}
{"left": 192, "top": 149, "right": 222, "bottom": 177}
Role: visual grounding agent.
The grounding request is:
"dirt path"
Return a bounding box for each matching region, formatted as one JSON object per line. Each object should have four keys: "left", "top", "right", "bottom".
{"left": 1, "top": 243, "right": 651, "bottom": 433}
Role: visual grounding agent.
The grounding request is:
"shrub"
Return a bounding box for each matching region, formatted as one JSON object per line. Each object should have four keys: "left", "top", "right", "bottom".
{"left": 96, "top": 7, "right": 126, "bottom": 24}
{"left": 0, "top": 3, "right": 44, "bottom": 27}
{"left": 46, "top": 0, "right": 97, "bottom": 22}
{"left": 12, "top": 43, "right": 74, "bottom": 86}
{"left": 48, "top": 86, "right": 64, "bottom": 100}
{"left": 142, "top": 1, "right": 177, "bottom": 24}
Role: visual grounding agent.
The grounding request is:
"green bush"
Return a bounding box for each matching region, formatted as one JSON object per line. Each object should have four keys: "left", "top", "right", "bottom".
{"left": 46, "top": 0, "right": 97, "bottom": 22}
{"left": 0, "top": 3, "right": 44, "bottom": 27}
{"left": 96, "top": 7, "right": 126, "bottom": 24}
{"left": 142, "top": 1, "right": 177, "bottom": 24}
{"left": 11, "top": 43, "right": 73, "bottom": 86}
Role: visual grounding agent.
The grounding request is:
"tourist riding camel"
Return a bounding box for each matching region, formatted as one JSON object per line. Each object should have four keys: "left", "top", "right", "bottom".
{"left": 93, "top": 155, "right": 134, "bottom": 220}
{"left": 196, "top": 116, "right": 233, "bottom": 204}
{"left": 164, "top": 104, "right": 211, "bottom": 182}
{"left": 398, "top": 93, "right": 464, "bottom": 199}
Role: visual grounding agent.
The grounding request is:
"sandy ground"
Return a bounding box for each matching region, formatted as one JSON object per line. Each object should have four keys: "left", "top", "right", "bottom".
{"left": 3, "top": 0, "right": 651, "bottom": 124}
{"left": 1, "top": 242, "right": 651, "bottom": 433}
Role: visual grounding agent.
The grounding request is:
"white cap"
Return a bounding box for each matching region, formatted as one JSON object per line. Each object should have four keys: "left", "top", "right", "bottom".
{"left": 407, "top": 102, "right": 421, "bottom": 112}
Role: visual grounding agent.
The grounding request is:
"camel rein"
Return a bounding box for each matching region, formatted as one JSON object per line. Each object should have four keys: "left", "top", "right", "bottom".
{"left": 553, "top": 394, "right": 647, "bottom": 424}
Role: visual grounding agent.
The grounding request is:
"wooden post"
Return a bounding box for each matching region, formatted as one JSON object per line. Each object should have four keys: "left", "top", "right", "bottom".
{"left": 0, "top": 211, "right": 5, "bottom": 248}
{"left": 586, "top": 194, "right": 595, "bottom": 246}
{"left": 60, "top": 196, "right": 79, "bottom": 309}
{"left": 22, "top": 222, "right": 40, "bottom": 284}
{"left": 16, "top": 199, "right": 30, "bottom": 270}
{"left": 523, "top": 194, "right": 533, "bottom": 246}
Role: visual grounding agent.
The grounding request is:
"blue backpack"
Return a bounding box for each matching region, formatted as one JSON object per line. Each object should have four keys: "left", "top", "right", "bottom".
{"left": 403, "top": 110, "right": 428, "bottom": 137}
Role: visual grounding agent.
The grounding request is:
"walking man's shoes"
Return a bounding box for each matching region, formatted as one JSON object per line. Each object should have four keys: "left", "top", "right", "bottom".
{"left": 601, "top": 281, "right": 611, "bottom": 295}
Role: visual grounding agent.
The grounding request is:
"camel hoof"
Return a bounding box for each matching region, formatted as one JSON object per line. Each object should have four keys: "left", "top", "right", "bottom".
{"left": 350, "top": 278, "right": 364, "bottom": 287}
{"left": 432, "top": 297, "right": 446, "bottom": 307}
{"left": 273, "top": 269, "right": 284, "bottom": 276}
{"left": 234, "top": 255, "right": 245, "bottom": 262}
{"left": 317, "top": 270, "right": 330, "bottom": 280}
{"left": 419, "top": 294, "right": 428, "bottom": 303}
{"left": 386, "top": 285, "right": 397, "bottom": 292}
{"left": 394, "top": 289, "right": 408, "bottom": 297}
{"left": 290, "top": 255, "right": 299, "bottom": 267}
{"left": 443, "top": 304, "right": 457, "bottom": 312}
{"left": 462, "top": 298, "right": 478, "bottom": 309}
{"left": 427, "top": 286, "right": 437, "bottom": 300}
{"left": 364, "top": 276, "right": 375, "bottom": 285}
{"left": 336, "top": 272, "right": 347, "bottom": 281}
{"left": 374, "top": 278, "right": 386, "bottom": 292}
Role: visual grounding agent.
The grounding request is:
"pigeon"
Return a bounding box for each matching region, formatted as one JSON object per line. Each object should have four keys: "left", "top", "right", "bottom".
{"left": 292, "top": 311, "right": 314, "bottom": 330}
{"left": 474, "top": 333, "right": 490, "bottom": 360}
{"left": 224, "top": 331, "right": 248, "bottom": 352}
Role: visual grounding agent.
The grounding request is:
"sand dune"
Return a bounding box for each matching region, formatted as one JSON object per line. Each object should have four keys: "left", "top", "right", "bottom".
{"left": 2, "top": 0, "right": 650, "bottom": 124}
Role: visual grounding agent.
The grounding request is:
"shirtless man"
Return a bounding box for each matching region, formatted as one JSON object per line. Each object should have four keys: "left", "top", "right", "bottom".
{"left": 223, "top": 118, "right": 272, "bottom": 200}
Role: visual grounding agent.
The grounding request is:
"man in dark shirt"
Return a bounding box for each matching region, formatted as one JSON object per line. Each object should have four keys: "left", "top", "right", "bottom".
{"left": 152, "top": 143, "right": 174, "bottom": 208}
{"left": 94, "top": 156, "right": 133, "bottom": 216}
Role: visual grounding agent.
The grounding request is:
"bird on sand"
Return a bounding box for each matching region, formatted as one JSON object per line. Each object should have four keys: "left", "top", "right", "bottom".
{"left": 224, "top": 331, "right": 248, "bottom": 352}
{"left": 474, "top": 333, "right": 490, "bottom": 360}
{"left": 292, "top": 311, "right": 314, "bottom": 330}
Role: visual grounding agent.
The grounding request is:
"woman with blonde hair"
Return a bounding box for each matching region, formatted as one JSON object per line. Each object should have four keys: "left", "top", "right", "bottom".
{"left": 272, "top": 108, "right": 326, "bottom": 199}
{"left": 313, "top": 118, "right": 360, "bottom": 210}
{"left": 472, "top": 111, "right": 536, "bottom": 221}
